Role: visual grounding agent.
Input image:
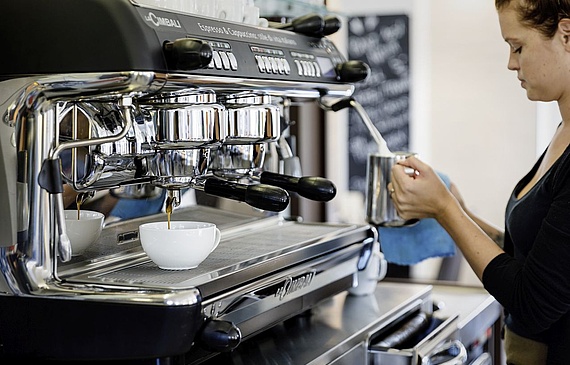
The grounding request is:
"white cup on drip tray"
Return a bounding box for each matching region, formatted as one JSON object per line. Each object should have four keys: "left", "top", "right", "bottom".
{"left": 64, "top": 210, "right": 104, "bottom": 256}
{"left": 139, "top": 221, "right": 221, "bottom": 270}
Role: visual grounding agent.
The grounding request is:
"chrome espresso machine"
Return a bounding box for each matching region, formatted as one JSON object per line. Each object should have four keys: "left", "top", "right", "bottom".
{"left": 0, "top": 0, "right": 375, "bottom": 363}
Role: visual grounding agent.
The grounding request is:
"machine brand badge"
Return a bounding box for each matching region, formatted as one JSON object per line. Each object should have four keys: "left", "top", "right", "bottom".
{"left": 144, "top": 12, "right": 182, "bottom": 28}
{"left": 274, "top": 270, "right": 316, "bottom": 301}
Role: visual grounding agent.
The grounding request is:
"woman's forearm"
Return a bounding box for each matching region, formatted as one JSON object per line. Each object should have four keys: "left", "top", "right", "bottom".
{"left": 437, "top": 199, "right": 505, "bottom": 280}
{"left": 449, "top": 182, "right": 505, "bottom": 248}
{"left": 463, "top": 208, "right": 505, "bottom": 248}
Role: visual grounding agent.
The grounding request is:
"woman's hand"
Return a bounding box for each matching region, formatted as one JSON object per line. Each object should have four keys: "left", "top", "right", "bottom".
{"left": 388, "top": 156, "right": 458, "bottom": 221}
{"left": 389, "top": 156, "right": 505, "bottom": 279}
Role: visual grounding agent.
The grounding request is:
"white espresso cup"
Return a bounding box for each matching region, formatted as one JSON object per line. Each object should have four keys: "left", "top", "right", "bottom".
{"left": 64, "top": 210, "right": 104, "bottom": 256}
{"left": 139, "top": 221, "right": 221, "bottom": 270}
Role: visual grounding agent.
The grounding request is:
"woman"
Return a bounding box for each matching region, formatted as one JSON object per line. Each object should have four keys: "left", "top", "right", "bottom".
{"left": 389, "top": 0, "right": 570, "bottom": 363}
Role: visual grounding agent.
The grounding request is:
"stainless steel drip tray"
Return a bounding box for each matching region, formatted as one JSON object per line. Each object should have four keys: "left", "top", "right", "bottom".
{"left": 59, "top": 205, "right": 264, "bottom": 271}
{"left": 61, "top": 209, "right": 371, "bottom": 297}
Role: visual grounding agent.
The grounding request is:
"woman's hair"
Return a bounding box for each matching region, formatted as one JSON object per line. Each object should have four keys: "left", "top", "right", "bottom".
{"left": 496, "top": 0, "right": 570, "bottom": 38}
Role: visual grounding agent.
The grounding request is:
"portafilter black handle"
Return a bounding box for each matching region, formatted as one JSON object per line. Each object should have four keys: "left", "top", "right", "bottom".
{"left": 260, "top": 171, "right": 337, "bottom": 202}
{"left": 204, "top": 178, "right": 290, "bottom": 212}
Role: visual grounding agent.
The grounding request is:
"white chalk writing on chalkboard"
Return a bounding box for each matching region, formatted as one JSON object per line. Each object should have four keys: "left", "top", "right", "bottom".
{"left": 347, "top": 14, "right": 410, "bottom": 193}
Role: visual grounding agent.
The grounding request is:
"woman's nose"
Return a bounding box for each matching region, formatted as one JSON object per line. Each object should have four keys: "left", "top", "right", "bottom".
{"left": 507, "top": 53, "right": 519, "bottom": 71}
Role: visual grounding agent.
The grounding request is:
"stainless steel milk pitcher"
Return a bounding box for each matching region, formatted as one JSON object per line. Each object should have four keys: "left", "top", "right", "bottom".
{"left": 365, "top": 152, "right": 418, "bottom": 227}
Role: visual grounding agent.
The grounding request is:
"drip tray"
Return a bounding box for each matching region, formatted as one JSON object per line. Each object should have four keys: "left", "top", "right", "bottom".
{"left": 61, "top": 210, "right": 370, "bottom": 297}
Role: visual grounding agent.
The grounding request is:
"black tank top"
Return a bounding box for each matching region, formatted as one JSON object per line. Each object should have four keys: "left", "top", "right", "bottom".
{"left": 483, "top": 144, "right": 570, "bottom": 363}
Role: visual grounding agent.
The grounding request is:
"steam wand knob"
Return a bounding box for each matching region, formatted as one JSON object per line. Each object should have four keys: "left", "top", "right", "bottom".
{"left": 163, "top": 38, "right": 213, "bottom": 70}
{"left": 335, "top": 60, "right": 370, "bottom": 83}
{"left": 270, "top": 14, "right": 341, "bottom": 37}
{"left": 322, "top": 15, "right": 342, "bottom": 36}
{"left": 271, "top": 13, "right": 324, "bottom": 37}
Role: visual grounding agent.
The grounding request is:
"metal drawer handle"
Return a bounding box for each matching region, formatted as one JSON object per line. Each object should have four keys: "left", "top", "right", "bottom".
{"left": 422, "top": 340, "right": 467, "bottom": 365}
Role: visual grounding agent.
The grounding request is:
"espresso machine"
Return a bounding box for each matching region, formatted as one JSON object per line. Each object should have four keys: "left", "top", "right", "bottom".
{"left": 0, "top": 1, "right": 373, "bottom": 363}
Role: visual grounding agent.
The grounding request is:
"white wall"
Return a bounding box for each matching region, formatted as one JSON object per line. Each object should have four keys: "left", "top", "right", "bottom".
{"left": 429, "top": 0, "right": 536, "bottom": 228}
{"left": 328, "top": 0, "right": 537, "bottom": 227}
{"left": 326, "top": 0, "right": 542, "bottom": 284}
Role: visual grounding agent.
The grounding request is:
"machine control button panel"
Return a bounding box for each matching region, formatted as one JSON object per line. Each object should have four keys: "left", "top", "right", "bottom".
{"left": 208, "top": 50, "right": 239, "bottom": 71}
{"left": 198, "top": 37, "right": 337, "bottom": 80}
{"left": 255, "top": 56, "right": 291, "bottom": 75}
{"left": 290, "top": 51, "right": 323, "bottom": 78}
{"left": 207, "top": 45, "right": 324, "bottom": 78}
{"left": 250, "top": 44, "right": 294, "bottom": 76}
{"left": 204, "top": 41, "right": 239, "bottom": 71}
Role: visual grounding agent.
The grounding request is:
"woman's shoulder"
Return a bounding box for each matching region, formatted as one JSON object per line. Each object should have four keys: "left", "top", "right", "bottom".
{"left": 557, "top": 143, "right": 570, "bottom": 167}
{"left": 550, "top": 143, "right": 570, "bottom": 187}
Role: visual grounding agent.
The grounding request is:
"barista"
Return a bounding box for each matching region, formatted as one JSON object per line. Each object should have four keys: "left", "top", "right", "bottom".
{"left": 389, "top": 0, "right": 570, "bottom": 363}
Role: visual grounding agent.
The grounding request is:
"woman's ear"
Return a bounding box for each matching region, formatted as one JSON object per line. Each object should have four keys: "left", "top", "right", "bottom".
{"left": 558, "top": 19, "right": 570, "bottom": 50}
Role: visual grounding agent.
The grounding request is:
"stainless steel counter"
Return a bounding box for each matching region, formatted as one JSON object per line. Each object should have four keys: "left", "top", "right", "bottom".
{"left": 202, "top": 281, "right": 502, "bottom": 365}
{"left": 432, "top": 283, "right": 503, "bottom": 364}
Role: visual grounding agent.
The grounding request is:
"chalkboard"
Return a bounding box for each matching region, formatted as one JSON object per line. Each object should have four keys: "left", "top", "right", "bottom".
{"left": 347, "top": 15, "right": 410, "bottom": 193}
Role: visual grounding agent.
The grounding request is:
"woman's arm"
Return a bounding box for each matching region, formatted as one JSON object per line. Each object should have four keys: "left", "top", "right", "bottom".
{"left": 449, "top": 182, "right": 505, "bottom": 248}
{"left": 390, "top": 156, "right": 504, "bottom": 280}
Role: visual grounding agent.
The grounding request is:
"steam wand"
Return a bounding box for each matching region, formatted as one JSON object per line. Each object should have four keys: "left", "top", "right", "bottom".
{"left": 318, "top": 96, "right": 393, "bottom": 156}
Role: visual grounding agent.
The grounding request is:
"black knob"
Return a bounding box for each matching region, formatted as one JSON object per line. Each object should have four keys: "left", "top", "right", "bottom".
{"left": 335, "top": 60, "right": 370, "bottom": 83}
{"left": 272, "top": 13, "right": 325, "bottom": 37}
{"left": 197, "top": 319, "right": 241, "bottom": 352}
{"left": 322, "top": 15, "right": 341, "bottom": 36}
{"left": 291, "top": 13, "right": 324, "bottom": 36}
{"left": 163, "top": 38, "right": 213, "bottom": 70}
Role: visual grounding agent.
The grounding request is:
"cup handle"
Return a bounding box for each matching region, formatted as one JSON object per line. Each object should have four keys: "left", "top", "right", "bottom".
{"left": 211, "top": 228, "right": 221, "bottom": 253}
{"left": 376, "top": 251, "right": 388, "bottom": 281}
